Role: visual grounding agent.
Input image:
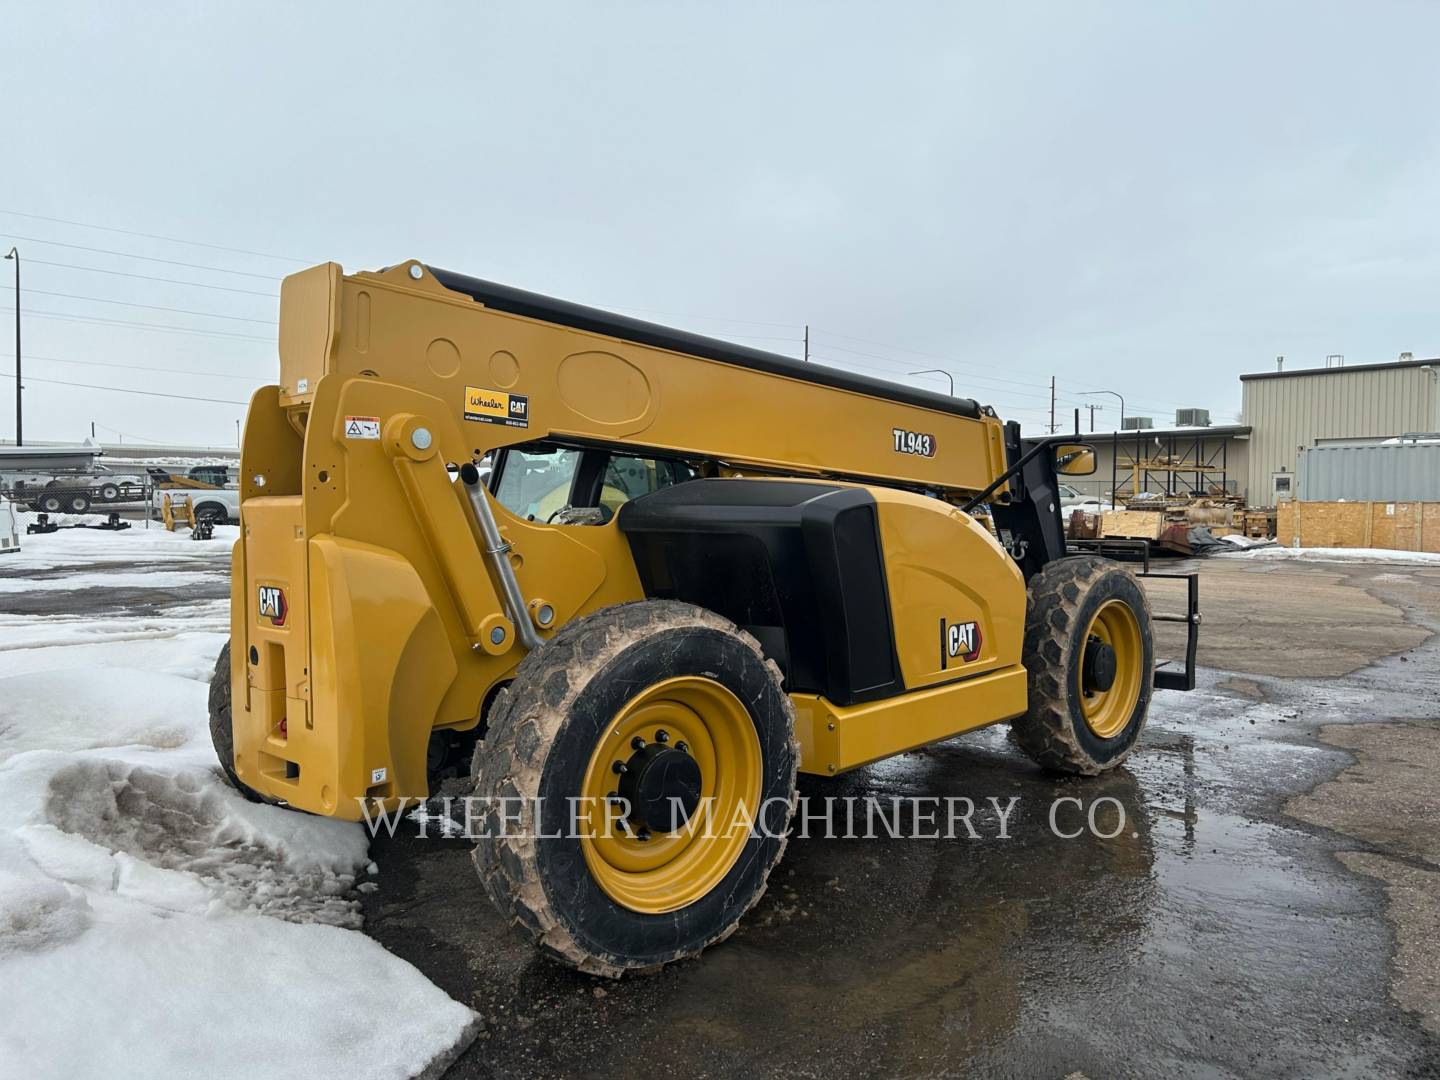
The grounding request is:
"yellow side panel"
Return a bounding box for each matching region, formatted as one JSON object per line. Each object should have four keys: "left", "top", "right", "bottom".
{"left": 872, "top": 489, "right": 1027, "bottom": 691}
{"left": 307, "top": 535, "right": 458, "bottom": 819}
{"left": 793, "top": 666, "right": 1028, "bottom": 776}
{"left": 232, "top": 498, "right": 310, "bottom": 796}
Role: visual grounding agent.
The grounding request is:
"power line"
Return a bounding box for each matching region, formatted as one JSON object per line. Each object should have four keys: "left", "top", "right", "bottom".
{"left": 0, "top": 209, "right": 310, "bottom": 264}
{"left": 0, "top": 234, "right": 282, "bottom": 280}
{"left": 810, "top": 338, "right": 1090, "bottom": 403}
{"left": 19, "top": 289, "right": 276, "bottom": 325}
{"left": 807, "top": 352, "right": 1087, "bottom": 408}
{"left": 25, "top": 258, "right": 278, "bottom": 297}
{"left": 0, "top": 306, "right": 271, "bottom": 342}
{"left": 0, "top": 371, "right": 247, "bottom": 405}
{"left": 601, "top": 303, "right": 802, "bottom": 331}
{"left": 92, "top": 421, "right": 167, "bottom": 445}
{"left": 812, "top": 326, "right": 1207, "bottom": 413}
{"left": 0, "top": 352, "right": 265, "bottom": 382}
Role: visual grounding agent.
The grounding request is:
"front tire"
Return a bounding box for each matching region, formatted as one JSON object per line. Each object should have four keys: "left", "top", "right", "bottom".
{"left": 208, "top": 641, "right": 264, "bottom": 802}
{"left": 472, "top": 600, "right": 798, "bottom": 977}
{"left": 1012, "top": 556, "right": 1154, "bottom": 775}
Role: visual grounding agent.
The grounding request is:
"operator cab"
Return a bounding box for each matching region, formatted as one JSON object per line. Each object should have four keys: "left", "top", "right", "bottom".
{"left": 489, "top": 442, "right": 699, "bottom": 524}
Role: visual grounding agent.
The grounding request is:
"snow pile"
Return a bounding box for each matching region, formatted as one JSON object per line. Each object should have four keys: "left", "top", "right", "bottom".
{"left": 0, "top": 571, "right": 218, "bottom": 593}
{"left": 7, "top": 516, "right": 239, "bottom": 572}
{"left": 1216, "top": 544, "right": 1440, "bottom": 567}
{"left": 0, "top": 526, "right": 476, "bottom": 1079}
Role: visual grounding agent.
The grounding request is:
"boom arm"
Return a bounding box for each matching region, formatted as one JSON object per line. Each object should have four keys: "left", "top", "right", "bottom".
{"left": 267, "top": 260, "right": 1013, "bottom": 501}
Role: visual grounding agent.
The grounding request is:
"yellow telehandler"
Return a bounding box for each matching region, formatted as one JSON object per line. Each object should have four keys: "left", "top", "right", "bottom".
{"left": 211, "top": 260, "right": 1198, "bottom": 976}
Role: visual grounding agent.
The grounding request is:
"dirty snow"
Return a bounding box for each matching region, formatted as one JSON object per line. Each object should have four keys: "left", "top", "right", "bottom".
{"left": 0, "top": 570, "right": 218, "bottom": 593}
{"left": 0, "top": 525, "right": 476, "bottom": 1079}
{"left": 1216, "top": 545, "right": 1440, "bottom": 567}
{"left": 7, "top": 514, "right": 241, "bottom": 572}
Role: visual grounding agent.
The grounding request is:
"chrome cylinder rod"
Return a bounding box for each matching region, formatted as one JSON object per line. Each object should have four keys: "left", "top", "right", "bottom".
{"left": 459, "top": 462, "right": 543, "bottom": 651}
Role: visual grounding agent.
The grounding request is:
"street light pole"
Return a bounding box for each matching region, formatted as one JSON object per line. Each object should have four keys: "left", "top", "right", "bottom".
{"left": 3, "top": 247, "right": 18, "bottom": 446}
{"left": 1082, "top": 389, "right": 1124, "bottom": 429}
{"left": 908, "top": 368, "right": 954, "bottom": 395}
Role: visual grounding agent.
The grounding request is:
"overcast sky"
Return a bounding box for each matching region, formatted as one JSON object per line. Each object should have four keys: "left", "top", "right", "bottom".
{"left": 2, "top": 2, "right": 1437, "bottom": 446}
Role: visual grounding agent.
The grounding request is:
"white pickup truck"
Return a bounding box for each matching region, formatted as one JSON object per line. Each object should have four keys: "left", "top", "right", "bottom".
{"left": 155, "top": 487, "right": 242, "bottom": 525}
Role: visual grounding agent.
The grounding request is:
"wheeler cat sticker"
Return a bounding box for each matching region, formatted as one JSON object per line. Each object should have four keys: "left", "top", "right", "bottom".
{"left": 465, "top": 386, "right": 530, "bottom": 428}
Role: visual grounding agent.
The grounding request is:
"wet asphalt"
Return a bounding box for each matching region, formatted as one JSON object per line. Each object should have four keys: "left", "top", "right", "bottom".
{"left": 7, "top": 544, "right": 1439, "bottom": 1078}
{"left": 358, "top": 558, "right": 1440, "bottom": 1080}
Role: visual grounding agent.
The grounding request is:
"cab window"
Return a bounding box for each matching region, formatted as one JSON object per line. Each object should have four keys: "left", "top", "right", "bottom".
{"left": 494, "top": 447, "right": 581, "bottom": 520}
{"left": 600, "top": 456, "right": 697, "bottom": 514}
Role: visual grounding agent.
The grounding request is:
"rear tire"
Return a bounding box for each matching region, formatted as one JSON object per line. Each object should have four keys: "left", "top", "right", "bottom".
{"left": 63, "top": 492, "right": 91, "bottom": 514}
{"left": 208, "top": 641, "right": 264, "bottom": 802}
{"left": 1011, "top": 556, "right": 1154, "bottom": 775}
{"left": 472, "top": 600, "right": 798, "bottom": 978}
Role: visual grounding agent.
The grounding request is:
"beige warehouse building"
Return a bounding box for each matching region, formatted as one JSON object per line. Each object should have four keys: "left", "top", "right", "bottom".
{"left": 1241, "top": 356, "right": 1440, "bottom": 504}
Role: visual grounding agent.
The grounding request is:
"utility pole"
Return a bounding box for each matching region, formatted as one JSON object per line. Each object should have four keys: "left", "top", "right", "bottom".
{"left": 236, "top": 419, "right": 241, "bottom": 446}
{"left": 4, "top": 247, "right": 19, "bottom": 446}
{"left": 1085, "top": 403, "right": 1102, "bottom": 431}
{"left": 803, "top": 324, "right": 809, "bottom": 363}
{"left": 1048, "top": 376, "right": 1056, "bottom": 434}
{"left": 1082, "top": 389, "right": 1125, "bottom": 429}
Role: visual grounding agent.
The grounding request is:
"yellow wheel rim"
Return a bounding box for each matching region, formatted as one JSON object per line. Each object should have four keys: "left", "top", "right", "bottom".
{"left": 578, "top": 676, "right": 761, "bottom": 914}
{"left": 1078, "top": 599, "right": 1144, "bottom": 739}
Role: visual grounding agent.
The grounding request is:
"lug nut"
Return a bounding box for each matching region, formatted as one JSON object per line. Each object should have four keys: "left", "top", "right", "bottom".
{"left": 676, "top": 741, "right": 689, "bottom": 754}
{"left": 612, "top": 761, "right": 627, "bottom": 774}
{"left": 631, "top": 736, "right": 646, "bottom": 750}
{"left": 636, "top": 828, "right": 651, "bottom": 842}
{"left": 655, "top": 730, "right": 669, "bottom": 744}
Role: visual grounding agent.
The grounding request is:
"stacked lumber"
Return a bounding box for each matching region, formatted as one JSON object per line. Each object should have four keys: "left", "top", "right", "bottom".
{"left": 1277, "top": 501, "right": 1440, "bottom": 553}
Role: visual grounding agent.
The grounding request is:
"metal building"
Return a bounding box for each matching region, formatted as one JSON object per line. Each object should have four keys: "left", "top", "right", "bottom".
{"left": 1062, "top": 425, "right": 1251, "bottom": 504}
{"left": 1298, "top": 441, "right": 1440, "bottom": 502}
{"left": 1240, "top": 357, "right": 1440, "bottom": 505}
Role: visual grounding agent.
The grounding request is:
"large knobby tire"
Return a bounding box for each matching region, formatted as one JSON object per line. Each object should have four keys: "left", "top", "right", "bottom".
{"left": 1012, "top": 556, "right": 1154, "bottom": 775}
{"left": 208, "top": 641, "right": 264, "bottom": 802}
{"left": 472, "top": 600, "right": 799, "bottom": 978}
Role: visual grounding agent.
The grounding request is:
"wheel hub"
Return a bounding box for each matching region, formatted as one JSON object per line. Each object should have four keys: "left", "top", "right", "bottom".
{"left": 1082, "top": 637, "right": 1118, "bottom": 693}
{"left": 618, "top": 738, "right": 702, "bottom": 833}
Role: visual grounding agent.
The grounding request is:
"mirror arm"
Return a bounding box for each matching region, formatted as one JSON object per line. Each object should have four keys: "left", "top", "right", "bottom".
{"left": 960, "top": 438, "right": 1055, "bottom": 515}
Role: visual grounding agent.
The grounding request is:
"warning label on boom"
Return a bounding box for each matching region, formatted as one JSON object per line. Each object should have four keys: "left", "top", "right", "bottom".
{"left": 344, "top": 416, "right": 381, "bottom": 440}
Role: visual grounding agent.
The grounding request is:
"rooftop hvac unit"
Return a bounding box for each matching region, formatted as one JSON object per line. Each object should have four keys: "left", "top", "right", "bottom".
{"left": 1175, "top": 408, "right": 1211, "bottom": 427}
{"left": 1121, "top": 416, "right": 1154, "bottom": 430}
